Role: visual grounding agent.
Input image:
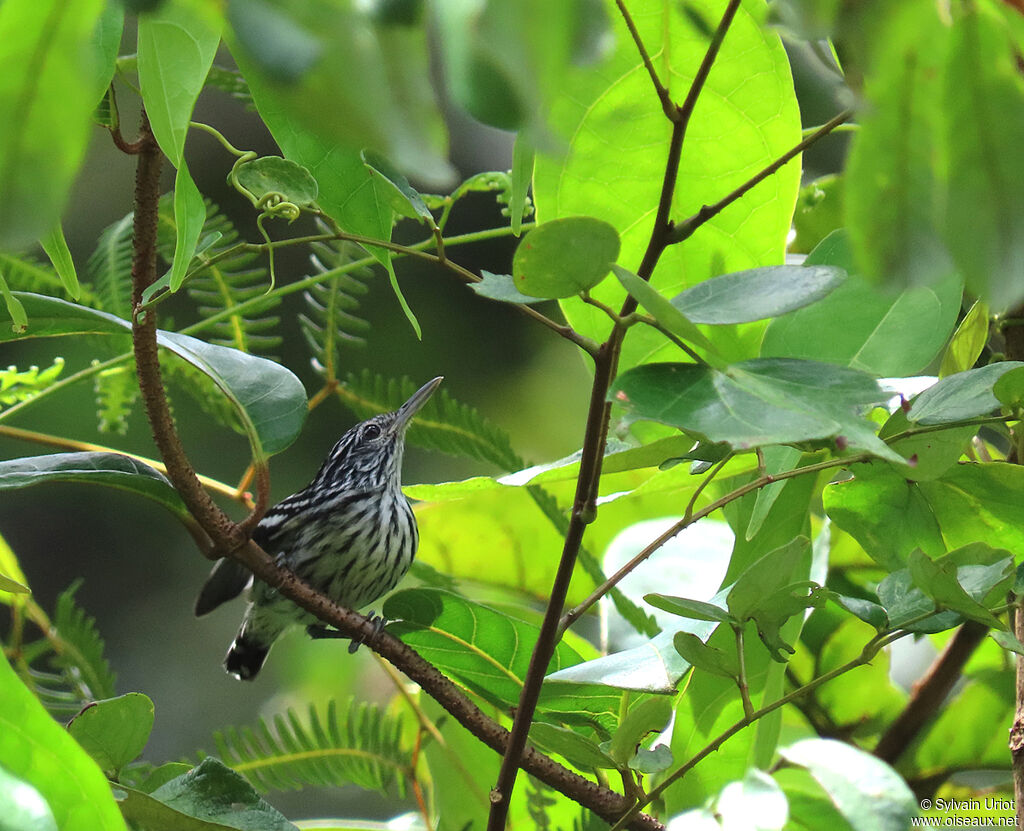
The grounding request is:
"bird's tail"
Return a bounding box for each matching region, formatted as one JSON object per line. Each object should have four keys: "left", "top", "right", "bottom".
{"left": 224, "top": 630, "right": 271, "bottom": 681}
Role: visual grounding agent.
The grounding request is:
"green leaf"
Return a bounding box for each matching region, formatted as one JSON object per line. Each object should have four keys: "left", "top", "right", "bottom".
{"left": 361, "top": 150, "right": 433, "bottom": 225}
{"left": 746, "top": 445, "right": 804, "bottom": 539}
{"left": 608, "top": 697, "right": 673, "bottom": 765}
{"left": 844, "top": 2, "right": 951, "bottom": 291}
{"left": 512, "top": 217, "right": 620, "bottom": 299}
{"left": 527, "top": 723, "right": 618, "bottom": 771}
{"left": 779, "top": 739, "right": 916, "bottom": 831}
{"left": 791, "top": 174, "right": 843, "bottom": 255}
{"left": 830, "top": 594, "right": 888, "bottom": 630}
{"left": 510, "top": 131, "right": 535, "bottom": 237}
{"left": 942, "top": 3, "right": 1024, "bottom": 311}
{"left": 990, "top": 630, "right": 1024, "bottom": 657}
{"left": 994, "top": 365, "right": 1024, "bottom": 411}
{"left": 4, "top": 293, "right": 307, "bottom": 459}
{"left": 610, "top": 359, "right": 899, "bottom": 462}
{"left": 876, "top": 570, "right": 950, "bottom": 633}
{"left": 0, "top": 452, "right": 191, "bottom": 526}
{"left": 383, "top": 589, "right": 585, "bottom": 711}
{"left": 0, "top": 765, "right": 57, "bottom": 831}
{"left": 0, "top": 653, "right": 127, "bottom": 831}
{"left": 235, "top": 156, "right": 318, "bottom": 207}
{"left": 0, "top": 358, "right": 65, "bottom": 410}
{"left": 728, "top": 537, "right": 810, "bottom": 621}
{"left": 0, "top": 0, "right": 108, "bottom": 248}
{"left": 907, "top": 550, "right": 1004, "bottom": 628}
{"left": 939, "top": 300, "right": 990, "bottom": 377}
{"left": 536, "top": 0, "right": 801, "bottom": 369}
{"left": 214, "top": 699, "right": 408, "bottom": 796}
{"left": 138, "top": 0, "right": 221, "bottom": 292}
{"left": 761, "top": 231, "right": 963, "bottom": 377}
{"left": 749, "top": 582, "right": 829, "bottom": 662}
{"left": 909, "top": 362, "right": 1024, "bottom": 425}
{"left": 629, "top": 743, "right": 673, "bottom": 774}
{"left": 877, "top": 408, "right": 975, "bottom": 482}
{"left": 52, "top": 582, "right": 117, "bottom": 702}
{"left": 470, "top": 271, "right": 546, "bottom": 305}
{"left": 672, "top": 264, "right": 846, "bottom": 325}
{"left": 120, "top": 758, "right": 296, "bottom": 831}
{"left": 673, "top": 631, "right": 739, "bottom": 680}
{"left": 68, "top": 694, "right": 155, "bottom": 776}
{"left": 612, "top": 265, "right": 718, "bottom": 358}
{"left": 0, "top": 571, "right": 29, "bottom": 594}
{"left": 645, "top": 594, "right": 735, "bottom": 624}
{"left": 40, "top": 224, "right": 80, "bottom": 299}
{"left": 0, "top": 272, "right": 27, "bottom": 332}
{"left": 228, "top": 0, "right": 449, "bottom": 182}
{"left": 0, "top": 532, "right": 28, "bottom": 606}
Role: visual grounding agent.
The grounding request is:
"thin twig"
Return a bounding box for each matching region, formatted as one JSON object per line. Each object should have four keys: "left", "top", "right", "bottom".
{"left": 669, "top": 108, "right": 854, "bottom": 244}
{"left": 615, "top": 0, "right": 675, "bottom": 118}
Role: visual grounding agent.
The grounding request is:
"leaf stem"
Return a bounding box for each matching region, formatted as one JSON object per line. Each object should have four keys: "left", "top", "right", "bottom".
{"left": 734, "top": 624, "right": 755, "bottom": 719}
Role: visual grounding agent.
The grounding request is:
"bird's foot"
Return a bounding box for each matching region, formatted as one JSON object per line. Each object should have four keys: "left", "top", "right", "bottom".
{"left": 306, "top": 624, "right": 343, "bottom": 640}
{"left": 348, "top": 612, "right": 388, "bottom": 654}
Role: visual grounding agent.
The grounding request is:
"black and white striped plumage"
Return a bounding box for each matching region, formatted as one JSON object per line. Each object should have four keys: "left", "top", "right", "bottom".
{"left": 196, "top": 377, "right": 443, "bottom": 680}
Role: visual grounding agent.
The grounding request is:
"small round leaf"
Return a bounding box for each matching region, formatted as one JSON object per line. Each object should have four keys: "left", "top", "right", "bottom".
{"left": 512, "top": 217, "right": 620, "bottom": 298}
{"left": 235, "top": 156, "right": 319, "bottom": 206}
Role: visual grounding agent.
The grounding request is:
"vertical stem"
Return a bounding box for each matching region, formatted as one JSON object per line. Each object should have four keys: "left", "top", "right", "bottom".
{"left": 735, "top": 625, "right": 754, "bottom": 719}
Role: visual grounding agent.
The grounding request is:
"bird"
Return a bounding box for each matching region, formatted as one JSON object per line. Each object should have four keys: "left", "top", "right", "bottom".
{"left": 195, "top": 376, "right": 443, "bottom": 680}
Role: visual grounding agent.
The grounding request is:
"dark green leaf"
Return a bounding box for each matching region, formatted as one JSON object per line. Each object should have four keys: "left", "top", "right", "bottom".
{"left": 644, "top": 594, "right": 735, "bottom": 624}
{"left": 909, "top": 362, "right": 1024, "bottom": 424}
{"left": 128, "top": 758, "right": 295, "bottom": 831}
{"left": 612, "top": 359, "right": 899, "bottom": 462}
{"left": 0, "top": 452, "right": 191, "bottom": 525}
{"left": 68, "top": 693, "right": 154, "bottom": 776}
{"left": 0, "top": 654, "right": 126, "bottom": 831}
{"left": 0, "top": 765, "right": 57, "bottom": 831}
{"left": 512, "top": 217, "right": 619, "bottom": 299}
{"left": 0, "top": 0, "right": 109, "bottom": 248}
{"left": 4, "top": 294, "right": 307, "bottom": 459}
{"left": 612, "top": 265, "right": 718, "bottom": 358}
{"left": 235, "top": 156, "right": 318, "bottom": 206}
{"left": 362, "top": 150, "right": 433, "bottom": 225}
{"left": 761, "top": 231, "right": 962, "bottom": 377}
{"left": 470, "top": 271, "right": 546, "bottom": 305}
{"left": 383, "top": 589, "right": 584, "bottom": 710}
{"left": 749, "top": 582, "right": 828, "bottom": 662}
{"left": 608, "top": 698, "right": 673, "bottom": 765}
{"left": 780, "top": 739, "right": 916, "bottom": 831}
{"left": 673, "top": 632, "right": 738, "bottom": 680}
{"left": 907, "top": 550, "right": 1004, "bottom": 628}
{"left": 830, "top": 594, "right": 888, "bottom": 630}
{"left": 876, "top": 570, "right": 955, "bottom": 633}
{"left": 672, "top": 264, "right": 845, "bottom": 324}
{"left": 527, "top": 723, "right": 617, "bottom": 771}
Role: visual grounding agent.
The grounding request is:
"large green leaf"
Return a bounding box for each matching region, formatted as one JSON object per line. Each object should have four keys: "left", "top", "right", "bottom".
{"left": 0, "top": 0, "right": 108, "bottom": 248}
{"left": 4, "top": 293, "right": 307, "bottom": 458}
{"left": 0, "top": 766, "right": 57, "bottom": 831}
{"left": 610, "top": 358, "right": 899, "bottom": 462}
{"left": 0, "top": 654, "right": 127, "bottom": 831}
{"left": 535, "top": 0, "right": 801, "bottom": 368}
{"left": 0, "top": 453, "right": 191, "bottom": 526}
{"left": 844, "top": 2, "right": 951, "bottom": 290}
{"left": 512, "top": 218, "right": 619, "bottom": 298}
{"left": 137, "top": 0, "right": 222, "bottom": 291}
{"left": 761, "top": 231, "right": 963, "bottom": 376}
{"left": 382, "top": 589, "right": 585, "bottom": 711}
{"left": 779, "top": 739, "right": 916, "bottom": 831}
{"left": 908, "top": 362, "right": 1024, "bottom": 425}
{"left": 942, "top": 3, "right": 1024, "bottom": 311}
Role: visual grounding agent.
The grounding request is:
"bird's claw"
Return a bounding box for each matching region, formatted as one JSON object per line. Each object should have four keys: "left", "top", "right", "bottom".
{"left": 305, "top": 613, "right": 387, "bottom": 652}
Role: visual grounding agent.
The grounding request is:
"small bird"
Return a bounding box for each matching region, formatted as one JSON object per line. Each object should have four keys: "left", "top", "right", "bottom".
{"left": 196, "top": 376, "right": 443, "bottom": 680}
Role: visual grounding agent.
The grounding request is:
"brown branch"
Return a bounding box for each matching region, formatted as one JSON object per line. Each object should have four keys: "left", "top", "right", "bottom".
{"left": 125, "top": 110, "right": 661, "bottom": 830}
{"left": 615, "top": 0, "right": 674, "bottom": 118}
{"left": 873, "top": 620, "right": 989, "bottom": 763}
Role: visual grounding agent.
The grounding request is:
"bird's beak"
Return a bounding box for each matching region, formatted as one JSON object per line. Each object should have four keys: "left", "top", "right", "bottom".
{"left": 394, "top": 376, "right": 443, "bottom": 432}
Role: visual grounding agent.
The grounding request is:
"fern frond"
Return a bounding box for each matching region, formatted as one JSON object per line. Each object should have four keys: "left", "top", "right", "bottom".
{"left": 205, "top": 65, "right": 255, "bottom": 110}
{"left": 88, "top": 211, "right": 135, "bottom": 317}
{"left": 94, "top": 363, "right": 139, "bottom": 434}
{"left": 337, "top": 369, "right": 524, "bottom": 471}
{"left": 157, "top": 195, "right": 282, "bottom": 355}
{"left": 0, "top": 359, "right": 65, "bottom": 409}
{"left": 299, "top": 239, "right": 374, "bottom": 376}
{"left": 49, "top": 581, "right": 117, "bottom": 702}
{"left": 1, "top": 251, "right": 93, "bottom": 304}
{"left": 214, "top": 699, "right": 410, "bottom": 796}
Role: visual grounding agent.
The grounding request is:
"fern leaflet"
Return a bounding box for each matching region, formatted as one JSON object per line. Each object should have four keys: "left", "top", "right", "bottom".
{"left": 214, "top": 699, "right": 411, "bottom": 796}
{"left": 299, "top": 238, "right": 374, "bottom": 377}
{"left": 94, "top": 363, "right": 140, "bottom": 434}
{"left": 88, "top": 211, "right": 135, "bottom": 317}
{"left": 337, "top": 369, "right": 523, "bottom": 471}
{"left": 205, "top": 65, "right": 255, "bottom": 110}
{"left": 0, "top": 359, "right": 65, "bottom": 410}
{"left": 1, "top": 251, "right": 93, "bottom": 304}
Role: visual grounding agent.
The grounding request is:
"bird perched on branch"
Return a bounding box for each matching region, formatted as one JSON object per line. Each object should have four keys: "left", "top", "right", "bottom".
{"left": 195, "top": 376, "right": 443, "bottom": 680}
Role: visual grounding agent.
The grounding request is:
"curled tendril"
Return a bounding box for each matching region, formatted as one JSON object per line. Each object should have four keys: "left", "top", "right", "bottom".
{"left": 256, "top": 192, "right": 301, "bottom": 222}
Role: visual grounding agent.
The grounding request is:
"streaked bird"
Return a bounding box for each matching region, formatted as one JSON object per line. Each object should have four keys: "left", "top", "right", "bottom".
{"left": 196, "top": 376, "right": 443, "bottom": 680}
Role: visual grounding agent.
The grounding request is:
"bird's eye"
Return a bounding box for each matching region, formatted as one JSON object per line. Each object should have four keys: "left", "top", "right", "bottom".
{"left": 364, "top": 423, "right": 382, "bottom": 440}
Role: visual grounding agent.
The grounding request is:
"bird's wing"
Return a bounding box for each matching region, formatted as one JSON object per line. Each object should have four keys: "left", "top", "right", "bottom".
{"left": 194, "top": 557, "right": 253, "bottom": 617}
